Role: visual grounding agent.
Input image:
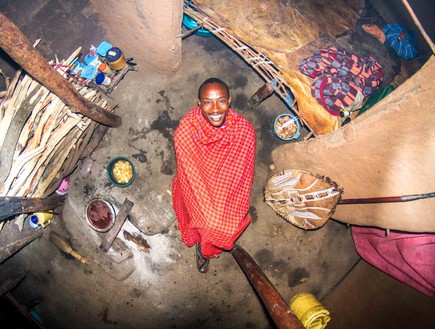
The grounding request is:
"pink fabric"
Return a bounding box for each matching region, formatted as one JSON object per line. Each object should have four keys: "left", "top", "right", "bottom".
{"left": 352, "top": 226, "right": 435, "bottom": 298}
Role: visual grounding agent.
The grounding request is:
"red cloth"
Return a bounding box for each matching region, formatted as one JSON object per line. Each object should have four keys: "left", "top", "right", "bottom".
{"left": 172, "top": 107, "right": 256, "bottom": 258}
{"left": 352, "top": 226, "right": 435, "bottom": 298}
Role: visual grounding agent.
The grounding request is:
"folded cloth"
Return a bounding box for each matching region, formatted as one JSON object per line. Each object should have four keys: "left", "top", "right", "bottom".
{"left": 298, "top": 47, "right": 383, "bottom": 116}
{"left": 383, "top": 23, "right": 419, "bottom": 60}
{"left": 352, "top": 226, "right": 435, "bottom": 298}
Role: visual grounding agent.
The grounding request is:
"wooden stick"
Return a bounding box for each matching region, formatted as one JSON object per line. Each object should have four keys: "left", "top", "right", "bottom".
{"left": 402, "top": 0, "right": 435, "bottom": 54}
{"left": 0, "top": 12, "right": 121, "bottom": 127}
{"left": 339, "top": 192, "right": 435, "bottom": 204}
{"left": 231, "top": 244, "right": 304, "bottom": 329}
{"left": 42, "top": 122, "right": 96, "bottom": 196}
{"left": 0, "top": 73, "right": 109, "bottom": 197}
{"left": 178, "top": 21, "right": 206, "bottom": 38}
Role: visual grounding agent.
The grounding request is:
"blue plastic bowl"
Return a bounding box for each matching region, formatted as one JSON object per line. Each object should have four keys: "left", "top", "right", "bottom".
{"left": 273, "top": 114, "right": 301, "bottom": 141}
{"left": 182, "top": 14, "right": 212, "bottom": 37}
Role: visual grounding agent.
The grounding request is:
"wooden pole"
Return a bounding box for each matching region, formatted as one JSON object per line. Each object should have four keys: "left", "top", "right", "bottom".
{"left": 0, "top": 270, "right": 27, "bottom": 297}
{"left": 402, "top": 0, "right": 435, "bottom": 54}
{"left": 339, "top": 192, "right": 435, "bottom": 204}
{"left": 231, "top": 244, "right": 304, "bottom": 329}
{"left": 0, "top": 12, "right": 121, "bottom": 127}
{"left": 0, "top": 228, "right": 42, "bottom": 263}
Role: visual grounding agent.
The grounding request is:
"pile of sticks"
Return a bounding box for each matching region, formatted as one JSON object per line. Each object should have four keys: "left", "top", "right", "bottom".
{"left": 183, "top": 1, "right": 314, "bottom": 135}
{"left": 0, "top": 52, "right": 109, "bottom": 199}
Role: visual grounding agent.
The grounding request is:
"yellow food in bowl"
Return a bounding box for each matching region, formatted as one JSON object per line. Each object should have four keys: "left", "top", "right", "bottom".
{"left": 112, "top": 160, "right": 133, "bottom": 184}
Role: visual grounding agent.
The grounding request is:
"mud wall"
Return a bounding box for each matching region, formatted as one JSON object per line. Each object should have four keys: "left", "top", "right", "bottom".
{"left": 92, "top": 0, "right": 183, "bottom": 74}
{"left": 272, "top": 56, "right": 435, "bottom": 233}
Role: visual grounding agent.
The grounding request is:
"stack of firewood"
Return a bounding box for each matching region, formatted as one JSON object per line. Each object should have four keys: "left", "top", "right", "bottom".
{"left": 0, "top": 52, "right": 109, "bottom": 199}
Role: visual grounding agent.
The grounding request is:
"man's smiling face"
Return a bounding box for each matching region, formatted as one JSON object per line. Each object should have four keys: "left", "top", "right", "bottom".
{"left": 198, "top": 82, "right": 231, "bottom": 127}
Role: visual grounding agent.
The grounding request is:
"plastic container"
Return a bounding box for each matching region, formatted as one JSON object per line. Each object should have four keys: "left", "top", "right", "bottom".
{"left": 80, "top": 65, "right": 98, "bottom": 80}
{"left": 107, "top": 156, "right": 136, "bottom": 188}
{"left": 98, "top": 62, "right": 113, "bottom": 75}
{"left": 106, "top": 47, "right": 126, "bottom": 71}
{"left": 96, "top": 41, "right": 112, "bottom": 57}
{"left": 273, "top": 113, "right": 301, "bottom": 141}
{"left": 29, "top": 211, "right": 53, "bottom": 229}
{"left": 95, "top": 72, "right": 111, "bottom": 86}
{"left": 182, "top": 14, "right": 212, "bottom": 37}
{"left": 70, "top": 61, "right": 86, "bottom": 76}
{"left": 55, "top": 177, "right": 70, "bottom": 195}
{"left": 84, "top": 51, "right": 98, "bottom": 65}
{"left": 289, "top": 292, "right": 331, "bottom": 329}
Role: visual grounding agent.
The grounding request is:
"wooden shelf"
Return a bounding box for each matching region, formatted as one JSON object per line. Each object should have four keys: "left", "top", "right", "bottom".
{"left": 90, "top": 63, "right": 138, "bottom": 95}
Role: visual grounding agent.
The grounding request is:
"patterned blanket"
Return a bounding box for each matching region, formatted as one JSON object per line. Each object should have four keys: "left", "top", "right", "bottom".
{"left": 298, "top": 47, "right": 383, "bottom": 116}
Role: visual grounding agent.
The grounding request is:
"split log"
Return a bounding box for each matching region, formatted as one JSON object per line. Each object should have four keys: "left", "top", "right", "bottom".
{"left": 42, "top": 122, "right": 108, "bottom": 197}
{"left": 0, "top": 72, "right": 109, "bottom": 197}
{"left": 0, "top": 87, "right": 38, "bottom": 185}
{"left": 0, "top": 12, "right": 121, "bottom": 127}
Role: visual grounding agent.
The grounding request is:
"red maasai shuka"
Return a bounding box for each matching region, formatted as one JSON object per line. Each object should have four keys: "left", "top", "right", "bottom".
{"left": 172, "top": 106, "right": 256, "bottom": 258}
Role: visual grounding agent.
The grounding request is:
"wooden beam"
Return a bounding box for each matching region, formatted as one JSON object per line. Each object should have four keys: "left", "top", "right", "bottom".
{"left": 231, "top": 244, "right": 304, "bottom": 329}
{"left": 0, "top": 228, "right": 42, "bottom": 263}
{"left": 0, "top": 194, "right": 65, "bottom": 221}
{"left": 402, "top": 0, "right": 435, "bottom": 54}
{"left": 0, "top": 12, "right": 121, "bottom": 127}
{"left": 0, "top": 270, "right": 27, "bottom": 296}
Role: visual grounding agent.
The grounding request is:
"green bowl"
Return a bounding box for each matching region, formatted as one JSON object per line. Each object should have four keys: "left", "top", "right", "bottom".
{"left": 107, "top": 156, "right": 136, "bottom": 188}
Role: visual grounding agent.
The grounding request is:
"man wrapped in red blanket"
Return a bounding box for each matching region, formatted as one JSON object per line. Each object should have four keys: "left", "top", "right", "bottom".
{"left": 172, "top": 78, "right": 256, "bottom": 273}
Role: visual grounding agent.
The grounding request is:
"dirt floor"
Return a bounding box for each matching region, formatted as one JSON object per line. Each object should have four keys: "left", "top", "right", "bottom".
{"left": 0, "top": 30, "right": 362, "bottom": 328}
{"left": 1, "top": 1, "right": 434, "bottom": 329}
